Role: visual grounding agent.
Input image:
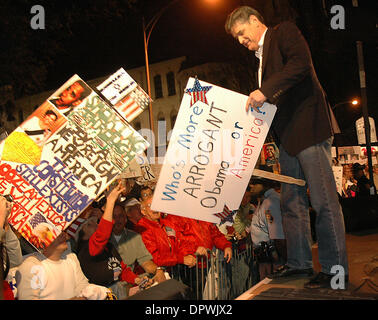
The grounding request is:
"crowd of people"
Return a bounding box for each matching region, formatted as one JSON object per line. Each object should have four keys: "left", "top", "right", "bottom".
{"left": 5, "top": 3, "right": 377, "bottom": 300}
{"left": 1, "top": 168, "right": 295, "bottom": 300}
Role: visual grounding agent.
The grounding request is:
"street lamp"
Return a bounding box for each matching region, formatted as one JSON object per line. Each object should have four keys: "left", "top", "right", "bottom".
{"left": 142, "top": 0, "right": 218, "bottom": 135}
{"left": 332, "top": 99, "right": 359, "bottom": 110}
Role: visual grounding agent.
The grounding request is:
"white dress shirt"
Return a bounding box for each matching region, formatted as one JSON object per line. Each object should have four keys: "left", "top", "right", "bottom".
{"left": 255, "top": 28, "right": 268, "bottom": 88}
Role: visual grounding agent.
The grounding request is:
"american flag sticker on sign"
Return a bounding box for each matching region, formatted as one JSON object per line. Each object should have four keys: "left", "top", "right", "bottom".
{"left": 97, "top": 68, "right": 152, "bottom": 123}
{"left": 66, "top": 217, "right": 86, "bottom": 239}
{"left": 114, "top": 86, "right": 150, "bottom": 122}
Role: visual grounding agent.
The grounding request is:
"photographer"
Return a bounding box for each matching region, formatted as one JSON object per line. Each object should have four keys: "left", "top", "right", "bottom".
{"left": 246, "top": 178, "right": 286, "bottom": 280}
{"left": 1, "top": 194, "right": 22, "bottom": 299}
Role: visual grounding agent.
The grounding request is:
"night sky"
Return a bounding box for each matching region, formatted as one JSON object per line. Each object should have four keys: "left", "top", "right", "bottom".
{"left": 1, "top": 0, "right": 377, "bottom": 144}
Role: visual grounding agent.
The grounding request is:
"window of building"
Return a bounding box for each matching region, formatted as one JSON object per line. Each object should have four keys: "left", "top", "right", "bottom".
{"left": 154, "top": 75, "right": 163, "bottom": 99}
{"left": 166, "top": 72, "right": 176, "bottom": 96}
{"left": 157, "top": 112, "right": 167, "bottom": 157}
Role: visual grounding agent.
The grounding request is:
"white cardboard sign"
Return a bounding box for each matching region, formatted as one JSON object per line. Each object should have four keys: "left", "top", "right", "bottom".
{"left": 151, "top": 78, "right": 276, "bottom": 223}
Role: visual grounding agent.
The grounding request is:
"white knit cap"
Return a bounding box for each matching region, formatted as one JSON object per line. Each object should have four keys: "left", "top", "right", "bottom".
{"left": 124, "top": 198, "right": 140, "bottom": 208}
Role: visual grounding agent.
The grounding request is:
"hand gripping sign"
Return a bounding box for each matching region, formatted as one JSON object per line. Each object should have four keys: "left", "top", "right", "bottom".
{"left": 151, "top": 77, "right": 277, "bottom": 224}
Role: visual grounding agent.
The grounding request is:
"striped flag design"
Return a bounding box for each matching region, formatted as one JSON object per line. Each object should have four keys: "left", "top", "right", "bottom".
{"left": 114, "top": 86, "right": 151, "bottom": 122}
{"left": 28, "top": 213, "right": 47, "bottom": 228}
{"left": 214, "top": 205, "right": 236, "bottom": 225}
{"left": 66, "top": 217, "right": 86, "bottom": 238}
{"left": 185, "top": 77, "right": 212, "bottom": 107}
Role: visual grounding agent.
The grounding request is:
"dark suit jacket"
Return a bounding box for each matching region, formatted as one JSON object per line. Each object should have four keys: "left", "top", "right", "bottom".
{"left": 259, "top": 21, "right": 340, "bottom": 156}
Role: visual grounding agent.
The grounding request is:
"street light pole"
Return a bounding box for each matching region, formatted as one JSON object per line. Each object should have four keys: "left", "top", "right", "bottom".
{"left": 352, "top": 0, "right": 376, "bottom": 195}
{"left": 143, "top": 17, "right": 154, "bottom": 134}
{"left": 332, "top": 99, "right": 359, "bottom": 110}
{"left": 142, "top": 0, "right": 181, "bottom": 135}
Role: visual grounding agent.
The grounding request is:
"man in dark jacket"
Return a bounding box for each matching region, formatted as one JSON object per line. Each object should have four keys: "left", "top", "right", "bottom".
{"left": 225, "top": 6, "right": 348, "bottom": 289}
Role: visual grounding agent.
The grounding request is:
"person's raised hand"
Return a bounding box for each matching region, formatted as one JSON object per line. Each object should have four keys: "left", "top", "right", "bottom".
{"left": 107, "top": 180, "right": 126, "bottom": 204}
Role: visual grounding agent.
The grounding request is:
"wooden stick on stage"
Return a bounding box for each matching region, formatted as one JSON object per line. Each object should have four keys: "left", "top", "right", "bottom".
{"left": 253, "top": 168, "right": 306, "bottom": 186}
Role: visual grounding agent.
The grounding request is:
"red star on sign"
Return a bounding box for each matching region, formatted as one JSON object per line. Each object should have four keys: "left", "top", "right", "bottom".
{"left": 214, "top": 204, "right": 236, "bottom": 225}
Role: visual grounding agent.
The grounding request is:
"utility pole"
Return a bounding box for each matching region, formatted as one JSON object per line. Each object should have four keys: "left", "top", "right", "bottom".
{"left": 352, "top": 0, "right": 376, "bottom": 195}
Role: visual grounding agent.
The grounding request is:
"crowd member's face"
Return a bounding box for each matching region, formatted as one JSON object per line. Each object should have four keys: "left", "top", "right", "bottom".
{"left": 126, "top": 205, "right": 142, "bottom": 224}
{"left": 231, "top": 15, "right": 264, "bottom": 51}
{"left": 140, "top": 188, "right": 153, "bottom": 201}
{"left": 355, "top": 169, "right": 364, "bottom": 178}
{"left": 249, "top": 183, "right": 264, "bottom": 197}
{"left": 141, "top": 197, "right": 160, "bottom": 222}
{"left": 113, "top": 205, "right": 127, "bottom": 235}
{"left": 266, "top": 146, "right": 275, "bottom": 159}
{"left": 59, "top": 82, "right": 84, "bottom": 105}
{"left": 85, "top": 207, "right": 103, "bottom": 220}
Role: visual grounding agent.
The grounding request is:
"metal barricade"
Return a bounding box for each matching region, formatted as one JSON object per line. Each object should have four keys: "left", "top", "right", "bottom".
{"left": 170, "top": 239, "right": 257, "bottom": 300}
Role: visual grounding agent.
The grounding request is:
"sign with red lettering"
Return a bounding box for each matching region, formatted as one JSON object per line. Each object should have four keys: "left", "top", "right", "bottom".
{"left": 0, "top": 74, "right": 149, "bottom": 250}
{"left": 151, "top": 77, "right": 276, "bottom": 224}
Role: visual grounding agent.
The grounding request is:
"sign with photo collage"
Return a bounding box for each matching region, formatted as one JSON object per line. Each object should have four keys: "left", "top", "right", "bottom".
{"left": 0, "top": 73, "right": 149, "bottom": 251}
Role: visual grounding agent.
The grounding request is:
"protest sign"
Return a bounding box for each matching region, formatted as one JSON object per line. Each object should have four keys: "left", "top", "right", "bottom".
{"left": 134, "top": 152, "right": 157, "bottom": 184}
{"left": 121, "top": 158, "right": 143, "bottom": 179}
{"left": 97, "top": 68, "right": 151, "bottom": 123}
{"left": 332, "top": 166, "right": 343, "bottom": 195}
{"left": 151, "top": 77, "right": 276, "bottom": 224}
{"left": 0, "top": 74, "right": 149, "bottom": 250}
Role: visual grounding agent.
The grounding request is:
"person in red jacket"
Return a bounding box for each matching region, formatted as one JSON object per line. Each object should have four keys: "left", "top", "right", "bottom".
{"left": 163, "top": 213, "right": 232, "bottom": 299}
{"left": 76, "top": 181, "right": 151, "bottom": 299}
{"left": 164, "top": 214, "right": 233, "bottom": 264}
{"left": 137, "top": 196, "right": 196, "bottom": 272}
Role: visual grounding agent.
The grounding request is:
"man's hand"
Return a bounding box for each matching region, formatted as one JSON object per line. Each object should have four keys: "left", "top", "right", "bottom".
{"left": 107, "top": 180, "right": 126, "bottom": 204}
{"left": 183, "top": 255, "right": 196, "bottom": 268}
{"left": 135, "top": 276, "right": 154, "bottom": 289}
{"left": 235, "top": 231, "right": 246, "bottom": 240}
{"left": 224, "top": 247, "right": 232, "bottom": 263}
{"left": 195, "top": 246, "right": 208, "bottom": 256}
{"left": 152, "top": 269, "right": 167, "bottom": 283}
{"left": 245, "top": 89, "right": 267, "bottom": 112}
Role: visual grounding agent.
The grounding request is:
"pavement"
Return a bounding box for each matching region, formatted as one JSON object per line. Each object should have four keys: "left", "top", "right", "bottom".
{"left": 236, "top": 228, "right": 378, "bottom": 300}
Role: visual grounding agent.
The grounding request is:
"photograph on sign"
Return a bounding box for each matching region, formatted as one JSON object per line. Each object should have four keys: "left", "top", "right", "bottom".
{"left": 47, "top": 75, "right": 93, "bottom": 117}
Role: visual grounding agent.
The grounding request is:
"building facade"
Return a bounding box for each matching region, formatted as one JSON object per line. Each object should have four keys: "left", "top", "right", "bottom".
{"left": 8, "top": 56, "right": 245, "bottom": 156}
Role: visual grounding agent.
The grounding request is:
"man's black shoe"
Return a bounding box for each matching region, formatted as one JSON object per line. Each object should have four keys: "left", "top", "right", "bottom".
{"left": 304, "top": 272, "right": 349, "bottom": 289}
{"left": 267, "top": 265, "right": 314, "bottom": 279}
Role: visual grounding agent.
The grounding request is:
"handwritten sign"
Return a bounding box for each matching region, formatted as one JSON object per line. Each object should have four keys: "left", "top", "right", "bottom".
{"left": 151, "top": 77, "right": 276, "bottom": 223}
{"left": 134, "top": 152, "right": 156, "bottom": 184}
{"left": 0, "top": 74, "right": 149, "bottom": 250}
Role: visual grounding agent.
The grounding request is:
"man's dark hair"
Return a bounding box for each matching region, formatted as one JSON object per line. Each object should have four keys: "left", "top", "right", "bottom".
{"left": 225, "top": 6, "right": 265, "bottom": 34}
{"left": 44, "top": 109, "right": 58, "bottom": 119}
{"left": 75, "top": 80, "right": 92, "bottom": 101}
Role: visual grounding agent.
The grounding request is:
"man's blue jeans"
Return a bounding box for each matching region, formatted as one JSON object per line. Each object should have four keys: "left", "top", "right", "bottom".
{"left": 279, "top": 137, "right": 348, "bottom": 275}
